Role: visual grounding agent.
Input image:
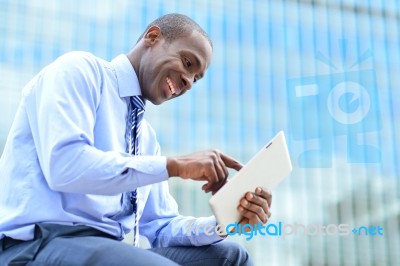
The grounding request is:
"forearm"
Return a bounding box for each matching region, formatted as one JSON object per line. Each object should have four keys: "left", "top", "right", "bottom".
{"left": 43, "top": 143, "right": 168, "bottom": 195}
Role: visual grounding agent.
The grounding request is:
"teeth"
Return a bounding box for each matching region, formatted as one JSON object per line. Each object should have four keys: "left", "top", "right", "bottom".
{"left": 167, "top": 78, "right": 176, "bottom": 94}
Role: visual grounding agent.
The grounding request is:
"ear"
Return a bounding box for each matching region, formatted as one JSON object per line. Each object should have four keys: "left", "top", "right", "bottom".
{"left": 143, "top": 25, "right": 162, "bottom": 47}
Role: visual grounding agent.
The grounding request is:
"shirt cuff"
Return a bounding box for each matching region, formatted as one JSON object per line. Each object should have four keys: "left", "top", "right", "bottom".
{"left": 197, "top": 216, "right": 228, "bottom": 243}
{"left": 126, "top": 156, "right": 169, "bottom": 187}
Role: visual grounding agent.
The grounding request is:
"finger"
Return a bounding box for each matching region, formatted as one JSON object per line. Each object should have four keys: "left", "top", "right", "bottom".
{"left": 211, "top": 177, "right": 228, "bottom": 195}
{"left": 217, "top": 154, "right": 229, "bottom": 178}
{"left": 219, "top": 152, "right": 243, "bottom": 172}
{"left": 239, "top": 198, "right": 269, "bottom": 224}
{"left": 256, "top": 187, "right": 272, "bottom": 208}
{"left": 213, "top": 153, "right": 227, "bottom": 181}
{"left": 202, "top": 175, "right": 222, "bottom": 193}
{"left": 202, "top": 182, "right": 212, "bottom": 192}
{"left": 206, "top": 152, "right": 229, "bottom": 193}
{"left": 203, "top": 164, "right": 219, "bottom": 184}
{"left": 205, "top": 178, "right": 229, "bottom": 194}
{"left": 199, "top": 169, "right": 219, "bottom": 193}
{"left": 244, "top": 192, "right": 268, "bottom": 214}
{"left": 238, "top": 205, "right": 266, "bottom": 224}
{"left": 206, "top": 177, "right": 226, "bottom": 193}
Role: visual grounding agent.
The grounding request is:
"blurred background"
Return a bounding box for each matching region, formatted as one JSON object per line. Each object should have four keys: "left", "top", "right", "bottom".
{"left": 0, "top": 0, "right": 399, "bottom": 265}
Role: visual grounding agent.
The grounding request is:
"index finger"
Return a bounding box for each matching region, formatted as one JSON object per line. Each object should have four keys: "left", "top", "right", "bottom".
{"left": 219, "top": 152, "right": 243, "bottom": 172}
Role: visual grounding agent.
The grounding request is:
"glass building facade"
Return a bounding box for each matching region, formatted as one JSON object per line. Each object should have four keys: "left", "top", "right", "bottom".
{"left": 0, "top": 0, "right": 399, "bottom": 265}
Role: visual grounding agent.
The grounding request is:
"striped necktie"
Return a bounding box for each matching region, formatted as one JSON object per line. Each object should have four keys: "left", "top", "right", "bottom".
{"left": 127, "top": 95, "right": 145, "bottom": 155}
{"left": 126, "top": 95, "right": 145, "bottom": 246}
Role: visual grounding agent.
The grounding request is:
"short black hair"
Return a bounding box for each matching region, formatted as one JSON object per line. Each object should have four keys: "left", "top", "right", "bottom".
{"left": 137, "top": 13, "right": 213, "bottom": 49}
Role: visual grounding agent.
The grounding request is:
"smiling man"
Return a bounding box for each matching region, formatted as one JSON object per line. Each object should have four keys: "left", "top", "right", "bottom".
{"left": 132, "top": 24, "right": 210, "bottom": 104}
{"left": 0, "top": 14, "right": 271, "bottom": 265}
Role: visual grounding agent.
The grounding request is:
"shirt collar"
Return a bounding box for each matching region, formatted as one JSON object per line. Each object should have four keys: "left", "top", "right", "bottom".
{"left": 111, "top": 54, "right": 141, "bottom": 98}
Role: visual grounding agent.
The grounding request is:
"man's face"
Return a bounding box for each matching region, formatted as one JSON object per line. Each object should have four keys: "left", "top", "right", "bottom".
{"left": 139, "top": 30, "right": 212, "bottom": 105}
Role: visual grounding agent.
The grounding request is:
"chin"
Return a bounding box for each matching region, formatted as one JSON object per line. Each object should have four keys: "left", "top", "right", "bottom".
{"left": 153, "top": 101, "right": 164, "bottom": 105}
{"left": 149, "top": 97, "right": 165, "bottom": 105}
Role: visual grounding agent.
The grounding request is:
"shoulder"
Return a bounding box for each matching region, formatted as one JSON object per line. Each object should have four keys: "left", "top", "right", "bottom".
{"left": 54, "top": 51, "right": 100, "bottom": 63}
{"left": 50, "top": 51, "right": 105, "bottom": 73}
{"left": 41, "top": 51, "right": 110, "bottom": 87}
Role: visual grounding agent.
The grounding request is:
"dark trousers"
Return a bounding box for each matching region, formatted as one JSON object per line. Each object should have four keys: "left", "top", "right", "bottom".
{"left": 0, "top": 224, "right": 253, "bottom": 266}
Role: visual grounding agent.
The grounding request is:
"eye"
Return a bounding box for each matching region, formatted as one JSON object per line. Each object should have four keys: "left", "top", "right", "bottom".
{"left": 184, "top": 57, "right": 192, "bottom": 68}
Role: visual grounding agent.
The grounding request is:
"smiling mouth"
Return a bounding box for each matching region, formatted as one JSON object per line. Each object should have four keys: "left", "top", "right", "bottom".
{"left": 166, "top": 77, "right": 176, "bottom": 95}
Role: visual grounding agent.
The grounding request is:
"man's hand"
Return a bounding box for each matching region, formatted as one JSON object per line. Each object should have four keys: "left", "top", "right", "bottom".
{"left": 167, "top": 150, "right": 243, "bottom": 194}
{"left": 237, "top": 187, "right": 272, "bottom": 230}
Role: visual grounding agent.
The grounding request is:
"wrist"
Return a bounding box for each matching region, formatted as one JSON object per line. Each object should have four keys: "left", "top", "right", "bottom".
{"left": 166, "top": 157, "right": 178, "bottom": 177}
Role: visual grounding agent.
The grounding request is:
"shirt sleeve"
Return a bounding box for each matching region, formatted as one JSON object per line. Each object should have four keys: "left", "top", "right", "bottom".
{"left": 23, "top": 52, "right": 168, "bottom": 195}
{"left": 139, "top": 181, "right": 226, "bottom": 247}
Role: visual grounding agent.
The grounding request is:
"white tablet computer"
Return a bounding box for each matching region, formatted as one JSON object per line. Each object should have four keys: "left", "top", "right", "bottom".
{"left": 209, "top": 131, "right": 292, "bottom": 226}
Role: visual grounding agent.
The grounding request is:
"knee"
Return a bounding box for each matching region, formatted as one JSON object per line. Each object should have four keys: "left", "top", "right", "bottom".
{"left": 213, "top": 241, "right": 253, "bottom": 266}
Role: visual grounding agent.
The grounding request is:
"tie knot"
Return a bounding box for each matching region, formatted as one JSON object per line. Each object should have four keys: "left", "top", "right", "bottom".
{"left": 130, "top": 95, "right": 145, "bottom": 111}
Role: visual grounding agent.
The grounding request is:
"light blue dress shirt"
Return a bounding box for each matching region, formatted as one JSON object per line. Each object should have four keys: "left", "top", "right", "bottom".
{"left": 0, "top": 52, "right": 223, "bottom": 247}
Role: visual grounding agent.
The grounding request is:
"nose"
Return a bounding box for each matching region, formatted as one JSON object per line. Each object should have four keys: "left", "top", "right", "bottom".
{"left": 181, "top": 73, "right": 194, "bottom": 91}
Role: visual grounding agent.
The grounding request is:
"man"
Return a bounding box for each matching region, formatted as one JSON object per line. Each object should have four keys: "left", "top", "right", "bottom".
{"left": 0, "top": 13, "right": 272, "bottom": 265}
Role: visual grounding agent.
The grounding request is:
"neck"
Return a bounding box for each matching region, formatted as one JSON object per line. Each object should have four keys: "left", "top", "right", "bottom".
{"left": 126, "top": 47, "right": 141, "bottom": 77}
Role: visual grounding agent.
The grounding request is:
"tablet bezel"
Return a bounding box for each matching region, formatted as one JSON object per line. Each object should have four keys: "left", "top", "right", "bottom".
{"left": 208, "top": 131, "right": 292, "bottom": 227}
